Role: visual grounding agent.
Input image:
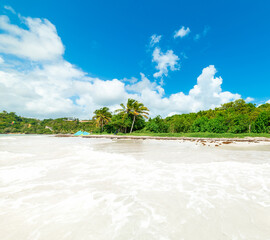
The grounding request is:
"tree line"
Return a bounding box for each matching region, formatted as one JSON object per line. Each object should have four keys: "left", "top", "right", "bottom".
{"left": 1, "top": 99, "right": 270, "bottom": 134}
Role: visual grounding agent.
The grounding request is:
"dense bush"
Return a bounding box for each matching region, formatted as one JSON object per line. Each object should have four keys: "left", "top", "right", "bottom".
{"left": 253, "top": 111, "right": 270, "bottom": 133}
{"left": 1, "top": 100, "right": 270, "bottom": 134}
{"left": 145, "top": 116, "right": 169, "bottom": 133}
{"left": 191, "top": 117, "right": 209, "bottom": 132}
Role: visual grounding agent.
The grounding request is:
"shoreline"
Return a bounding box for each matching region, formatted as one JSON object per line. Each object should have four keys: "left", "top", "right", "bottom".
{"left": 55, "top": 134, "right": 270, "bottom": 144}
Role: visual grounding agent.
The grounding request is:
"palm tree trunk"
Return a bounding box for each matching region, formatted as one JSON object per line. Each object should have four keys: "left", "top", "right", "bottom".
{"left": 130, "top": 115, "right": 136, "bottom": 133}
{"left": 101, "top": 119, "right": 103, "bottom": 132}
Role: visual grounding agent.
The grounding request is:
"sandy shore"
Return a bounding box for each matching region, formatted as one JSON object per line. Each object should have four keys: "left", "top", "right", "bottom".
{"left": 55, "top": 134, "right": 270, "bottom": 147}
{"left": 1, "top": 135, "right": 270, "bottom": 239}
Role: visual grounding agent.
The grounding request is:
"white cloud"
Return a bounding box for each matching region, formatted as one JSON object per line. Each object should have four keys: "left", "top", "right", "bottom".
{"left": 152, "top": 47, "right": 179, "bottom": 78}
{"left": 245, "top": 97, "right": 254, "bottom": 103}
{"left": 0, "top": 56, "right": 4, "bottom": 64}
{"left": 0, "top": 63, "right": 241, "bottom": 118}
{"left": 150, "top": 34, "right": 162, "bottom": 46}
{"left": 174, "top": 26, "right": 190, "bottom": 38}
{"left": 0, "top": 11, "right": 242, "bottom": 119}
{"left": 89, "top": 79, "right": 126, "bottom": 106}
{"left": 122, "top": 65, "right": 241, "bottom": 117}
{"left": 4, "top": 6, "right": 16, "bottom": 14}
{"left": 0, "top": 61, "right": 128, "bottom": 118}
{"left": 126, "top": 73, "right": 157, "bottom": 93}
{"left": 0, "top": 13, "right": 126, "bottom": 118}
{"left": 0, "top": 15, "right": 64, "bottom": 61}
{"left": 121, "top": 77, "right": 138, "bottom": 84}
{"left": 266, "top": 100, "right": 270, "bottom": 104}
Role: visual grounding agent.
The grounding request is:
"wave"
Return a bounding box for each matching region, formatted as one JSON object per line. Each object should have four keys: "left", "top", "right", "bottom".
{"left": 0, "top": 135, "right": 270, "bottom": 239}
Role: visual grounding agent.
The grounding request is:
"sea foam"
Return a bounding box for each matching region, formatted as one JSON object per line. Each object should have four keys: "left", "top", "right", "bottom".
{"left": 0, "top": 135, "right": 270, "bottom": 240}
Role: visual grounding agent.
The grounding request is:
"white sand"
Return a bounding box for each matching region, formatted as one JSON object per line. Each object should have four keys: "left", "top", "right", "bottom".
{"left": 0, "top": 135, "right": 270, "bottom": 240}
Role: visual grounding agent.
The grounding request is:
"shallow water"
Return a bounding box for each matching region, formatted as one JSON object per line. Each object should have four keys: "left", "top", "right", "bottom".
{"left": 0, "top": 135, "right": 270, "bottom": 240}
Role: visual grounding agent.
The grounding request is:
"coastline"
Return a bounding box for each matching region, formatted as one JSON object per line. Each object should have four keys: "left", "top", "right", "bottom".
{"left": 55, "top": 134, "right": 270, "bottom": 143}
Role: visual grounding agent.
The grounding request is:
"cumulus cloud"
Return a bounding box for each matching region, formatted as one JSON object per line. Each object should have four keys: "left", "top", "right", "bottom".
{"left": 129, "top": 65, "right": 241, "bottom": 117}
{"left": 150, "top": 34, "right": 162, "bottom": 46}
{"left": 0, "top": 15, "right": 64, "bottom": 61}
{"left": 126, "top": 73, "right": 157, "bottom": 93}
{"left": 0, "top": 61, "right": 128, "bottom": 118}
{"left": 174, "top": 26, "right": 190, "bottom": 38}
{"left": 152, "top": 47, "right": 179, "bottom": 78}
{"left": 0, "top": 13, "right": 126, "bottom": 118}
{"left": 121, "top": 77, "right": 138, "bottom": 84}
{"left": 245, "top": 97, "right": 254, "bottom": 103}
{"left": 0, "top": 11, "right": 242, "bottom": 119}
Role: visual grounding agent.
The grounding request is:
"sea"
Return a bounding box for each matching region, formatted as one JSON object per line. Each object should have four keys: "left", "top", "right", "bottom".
{"left": 0, "top": 135, "right": 270, "bottom": 240}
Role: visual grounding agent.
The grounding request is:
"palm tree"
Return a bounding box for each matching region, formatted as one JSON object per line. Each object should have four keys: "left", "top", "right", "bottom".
{"left": 115, "top": 99, "right": 135, "bottom": 133}
{"left": 92, "top": 107, "right": 112, "bottom": 132}
{"left": 116, "top": 99, "right": 149, "bottom": 133}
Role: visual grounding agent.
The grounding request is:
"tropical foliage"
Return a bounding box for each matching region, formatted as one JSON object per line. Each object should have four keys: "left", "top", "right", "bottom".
{"left": 92, "top": 107, "right": 112, "bottom": 132}
{"left": 116, "top": 99, "right": 149, "bottom": 133}
{"left": 1, "top": 99, "right": 270, "bottom": 135}
{"left": 0, "top": 112, "right": 95, "bottom": 134}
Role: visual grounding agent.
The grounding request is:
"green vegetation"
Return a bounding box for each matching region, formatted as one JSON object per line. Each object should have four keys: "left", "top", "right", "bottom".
{"left": 121, "top": 132, "right": 270, "bottom": 138}
{"left": 0, "top": 111, "right": 95, "bottom": 134}
{"left": 115, "top": 99, "right": 149, "bottom": 133}
{"left": 1, "top": 99, "right": 270, "bottom": 137}
{"left": 93, "top": 107, "right": 112, "bottom": 132}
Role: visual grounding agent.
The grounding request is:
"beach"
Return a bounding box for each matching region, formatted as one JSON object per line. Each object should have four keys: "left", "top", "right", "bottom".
{"left": 0, "top": 135, "right": 270, "bottom": 239}
{"left": 57, "top": 133, "right": 270, "bottom": 142}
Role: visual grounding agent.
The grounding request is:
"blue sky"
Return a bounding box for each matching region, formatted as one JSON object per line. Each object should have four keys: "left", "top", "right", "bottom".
{"left": 0, "top": 0, "right": 270, "bottom": 118}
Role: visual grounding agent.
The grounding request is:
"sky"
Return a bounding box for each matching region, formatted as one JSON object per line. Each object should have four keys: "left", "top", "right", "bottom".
{"left": 0, "top": 0, "right": 270, "bottom": 119}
